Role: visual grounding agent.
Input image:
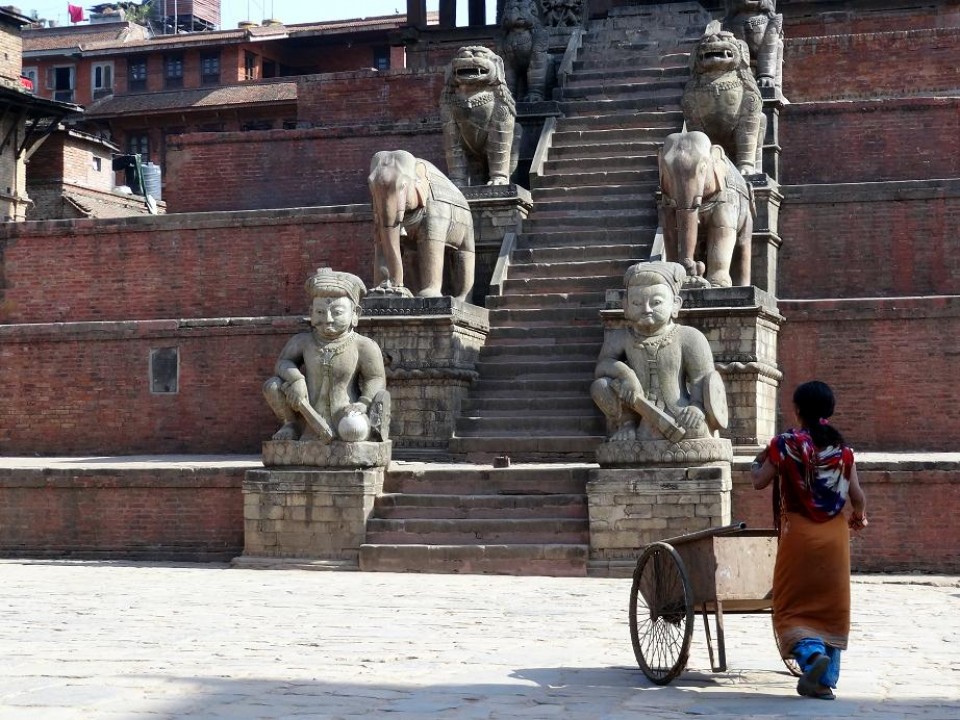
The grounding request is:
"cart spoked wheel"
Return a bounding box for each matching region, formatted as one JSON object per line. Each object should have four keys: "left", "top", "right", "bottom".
{"left": 629, "top": 541, "right": 694, "bottom": 685}
{"left": 772, "top": 612, "right": 802, "bottom": 677}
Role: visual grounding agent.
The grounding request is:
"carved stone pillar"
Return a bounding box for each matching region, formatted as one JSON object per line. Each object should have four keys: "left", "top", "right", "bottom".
{"left": 462, "top": 184, "right": 532, "bottom": 305}
{"left": 406, "top": 0, "right": 428, "bottom": 27}
{"left": 469, "top": 0, "right": 487, "bottom": 26}
{"left": 439, "top": 0, "right": 457, "bottom": 27}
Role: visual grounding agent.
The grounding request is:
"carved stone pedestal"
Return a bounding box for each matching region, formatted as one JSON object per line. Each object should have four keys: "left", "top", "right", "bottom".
{"left": 236, "top": 466, "right": 385, "bottom": 570}
{"left": 586, "top": 463, "right": 732, "bottom": 577}
{"left": 462, "top": 184, "right": 532, "bottom": 305}
{"left": 360, "top": 296, "right": 488, "bottom": 458}
{"left": 602, "top": 286, "right": 783, "bottom": 452}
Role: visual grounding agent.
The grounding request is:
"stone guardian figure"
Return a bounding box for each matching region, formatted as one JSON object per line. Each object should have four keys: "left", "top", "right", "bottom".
{"left": 499, "top": 0, "right": 549, "bottom": 103}
{"left": 263, "top": 268, "right": 390, "bottom": 447}
{"left": 592, "top": 262, "right": 731, "bottom": 465}
{"left": 721, "top": 0, "right": 785, "bottom": 101}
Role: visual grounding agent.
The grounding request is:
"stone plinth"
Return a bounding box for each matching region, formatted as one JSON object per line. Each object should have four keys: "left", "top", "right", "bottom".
{"left": 360, "top": 296, "right": 488, "bottom": 457}
{"left": 462, "top": 184, "right": 532, "bottom": 305}
{"left": 749, "top": 175, "right": 783, "bottom": 297}
{"left": 262, "top": 440, "right": 391, "bottom": 468}
{"left": 602, "top": 286, "right": 783, "bottom": 452}
{"left": 586, "top": 463, "right": 732, "bottom": 577}
{"left": 596, "top": 437, "right": 732, "bottom": 467}
{"left": 237, "top": 467, "right": 384, "bottom": 570}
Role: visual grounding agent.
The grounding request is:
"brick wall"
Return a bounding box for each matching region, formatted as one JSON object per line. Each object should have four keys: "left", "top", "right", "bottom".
{"left": 780, "top": 99, "right": 960, "bottom": 185}
{"left": 0, "top": 23, "right": 23, "bottom": 82}
{"left": 164, "top": 124, "right": 444, "bottom": 212}
{"left": 732, "top": 460, "right": 960, "bottom": 573}
{"left": 296, "top": 68, "right": 445, "bottom": 126}
{"left": 0, "top": 465, "right": 246, "bottom": 561}
{"left": 778, "top": 180, "right": 960, "bottom": 298}
{"left": 0, "top": 319, "right": 292, "bottom": 455}
{"left": 0, "top": 207, "right": 373, "bottom": 323}
{"left": 776, "top": 297, "right": 960, "bottom": 452}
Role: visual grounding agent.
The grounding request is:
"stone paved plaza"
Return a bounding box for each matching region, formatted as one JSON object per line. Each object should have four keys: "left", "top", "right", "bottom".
{"left": 0, "top": 562, "right": 958, "bottom": 719}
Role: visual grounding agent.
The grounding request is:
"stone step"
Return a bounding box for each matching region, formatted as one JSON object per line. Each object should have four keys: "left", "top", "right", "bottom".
{"left": 524, "top": 208, "right": 654, "bottom": 230}
{"left": 473, "top": 358, "right": 596, "bottom": 378}
{"left": 561, "top": 81, "right": 684, "bottom": 103}
{"left": 531, "top": 184, "right": 658, "bottom": 203}
{"left": 384, "top": 464, "right": 592, "bottom": 495}
{"left": 501, "top": 274, "right": 624, "bottom": 295}
{"left": 462, "top": 394, "right": 597, "bottom": 413}
{"left": 554, "top": 110, "right": 683, "bottom": 133}
{"left": 566, "top": 65, "right": 687, "bottom": 85}
{"left": 374, "top": 493, "right": 588, "bottom": 520}
{"left": 507, "top": 259, "right": 636, "bottom": 280}
{"left": 531, "top": 168, "right": 659, "bottom": 189}
{"left": 548, "top": 140, "right": 662, "bottom": 160}
{"left": 471, "top": 376, "right": 595, "bottom": 396}
{"left": 457, "top": 418, "right": 603, "bottom": 440}
{"left": 479, "top": 340, "right": 598, "bottom": 359}
{"left": 510, "top": 242, "right": 649, "bottom": 264}
{"left": 572, "top": 50, "right": 690, "bottom": 73}
{"left": 484, "top": 330, "right": 604, "bottom": 349}
{"left": 486, "top": 290, "right": 607, "bottom": 309}
{"left": 449, "top": 435, "right": 603, "bottom": 463}
{"left": 519, "top": 226, "right": 655, "bottom": 247}
{"left": 365, "top": 518, "right": 589, "bottom": 545}
{"left": 558, "top": 97, "right": 682, "bottom": 115}
{"left": 358, "top": 543, "right": 589, "bottom": 576}
{"left": 550, "top": 130, "right": 672, "bottom": 151}
{"left": 540, "top": 155, "right": 658, "bottom": 176}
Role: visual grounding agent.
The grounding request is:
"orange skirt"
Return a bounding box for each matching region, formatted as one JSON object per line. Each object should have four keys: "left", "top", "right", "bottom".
{"left": 773, "top": 511, "right": 851, "bottom": 656}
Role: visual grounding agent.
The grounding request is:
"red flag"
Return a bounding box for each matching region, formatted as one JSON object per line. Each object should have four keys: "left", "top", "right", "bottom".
{"left": 67, "top": 4, "right": 85, "bottom": 23}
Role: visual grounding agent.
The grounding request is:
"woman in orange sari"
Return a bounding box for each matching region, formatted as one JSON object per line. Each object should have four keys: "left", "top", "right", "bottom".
{"left": 751, "top": 381, "right": 867, "bottom": 700}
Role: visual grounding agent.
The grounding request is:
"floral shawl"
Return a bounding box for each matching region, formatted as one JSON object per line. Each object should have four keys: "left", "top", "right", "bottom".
{"left": 768, "top": 428, "right": 853, "bottom": 525}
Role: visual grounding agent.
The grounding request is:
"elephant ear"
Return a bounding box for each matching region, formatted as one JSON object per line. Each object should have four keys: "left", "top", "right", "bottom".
{"left": 414, "top": 161, "right": 430, "bottom": 208}
{"left": 710, "top": 145, "right": 728, "bottom": 195}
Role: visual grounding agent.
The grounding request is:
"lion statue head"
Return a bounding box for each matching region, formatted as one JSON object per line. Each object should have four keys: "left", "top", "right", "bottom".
{"left": 691, "top": 21, "right": 752, "bottom": 78}
{"left": 443, "top": 46, "right": 516, "bottom": 114}
{"left": 501, "top": 0, "right": 541, "bottom": 32}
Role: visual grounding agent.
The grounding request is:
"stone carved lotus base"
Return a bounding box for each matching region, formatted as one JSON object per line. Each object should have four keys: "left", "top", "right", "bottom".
{"left": 596, "top": 437, "right": 733, "bottom": 467}
{"left": 262, "top": 440, "right": 392, "bottom": 468}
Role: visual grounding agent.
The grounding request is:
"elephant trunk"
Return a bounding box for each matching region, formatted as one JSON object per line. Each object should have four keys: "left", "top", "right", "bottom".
{"left": 676, "top": 207, "right": 702, "bottom": 276}
{"left": 371, "top": 188, "right": 405, "bottom": 289}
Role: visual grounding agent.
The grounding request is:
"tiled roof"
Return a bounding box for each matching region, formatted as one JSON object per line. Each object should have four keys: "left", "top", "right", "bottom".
{"left": 23, "top": 13, "right": 420, "bottom": 56}
{"left": 83, "top": 80, "right": 297, "bottom": 117}
{"left": 62, "top": 187, "right": 163, "bottom": 218}
{"left": 23, "top": 22, "right": 150, "bottom": 53}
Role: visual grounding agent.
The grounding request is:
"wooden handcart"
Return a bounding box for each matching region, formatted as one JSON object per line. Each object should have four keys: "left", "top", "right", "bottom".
{"left": 628, "top": 522, "right": 800, "bottom": 685}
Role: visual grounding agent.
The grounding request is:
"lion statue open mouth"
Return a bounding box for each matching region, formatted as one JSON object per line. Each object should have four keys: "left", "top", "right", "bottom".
{"left": 440, "top": 46, "right": 520, "bottom": 187}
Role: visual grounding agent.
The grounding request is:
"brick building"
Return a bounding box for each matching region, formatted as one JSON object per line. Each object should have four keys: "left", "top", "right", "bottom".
{"left": 22, "top": 14, "right": 411, "bottom": 174}
{"left": 0, "top": 7, "right": 81, "bottom": 220}
{"left": 0, "top": 0, "right": 958, "bottom": 571}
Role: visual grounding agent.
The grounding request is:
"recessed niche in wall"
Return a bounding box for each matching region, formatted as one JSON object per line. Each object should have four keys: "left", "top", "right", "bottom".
{"left": 150, "top": 347, "right": 179, "bottom": 394}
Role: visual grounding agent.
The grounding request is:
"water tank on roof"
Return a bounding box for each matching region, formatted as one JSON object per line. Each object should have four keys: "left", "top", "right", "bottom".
{"left": 142, "top": 162, "right": 162, "bottom": 202}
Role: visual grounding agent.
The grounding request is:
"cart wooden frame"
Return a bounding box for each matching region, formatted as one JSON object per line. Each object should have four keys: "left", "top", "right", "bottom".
{"left": 628, "top": 522, "right": 800, "bottom": 685}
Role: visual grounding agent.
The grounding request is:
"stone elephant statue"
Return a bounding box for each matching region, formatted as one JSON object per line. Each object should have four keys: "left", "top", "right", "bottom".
{"left": 368, "top": 150, "right": 476, "bottom": 301}
{"left": 658, "top": 131, "right": 753, "bottom": 288}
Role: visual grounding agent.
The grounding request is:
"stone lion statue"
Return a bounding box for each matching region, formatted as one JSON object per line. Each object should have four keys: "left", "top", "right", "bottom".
{"left": 499, "top": 0, "right": 548, "bottom": 102}
{"left": 681, "top": 20, "right": 765, "bottom": 175}
{"left": 440, "top": 46, "right": 521, "bottom": 187}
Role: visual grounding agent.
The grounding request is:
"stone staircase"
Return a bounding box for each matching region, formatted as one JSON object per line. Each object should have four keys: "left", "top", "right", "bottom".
{"left": 360, "top": 3, "right": 716, "bottom": 576}
{"left": 451, "top": 3, "right": 713, "bottom": 463}
{"left": 359, "top": 463, "right": 592, "bottom": 575}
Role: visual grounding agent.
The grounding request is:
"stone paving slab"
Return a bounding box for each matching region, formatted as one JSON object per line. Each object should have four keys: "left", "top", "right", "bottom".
{"left": 0, "top": 561, "right": 958, "bottom": 719}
